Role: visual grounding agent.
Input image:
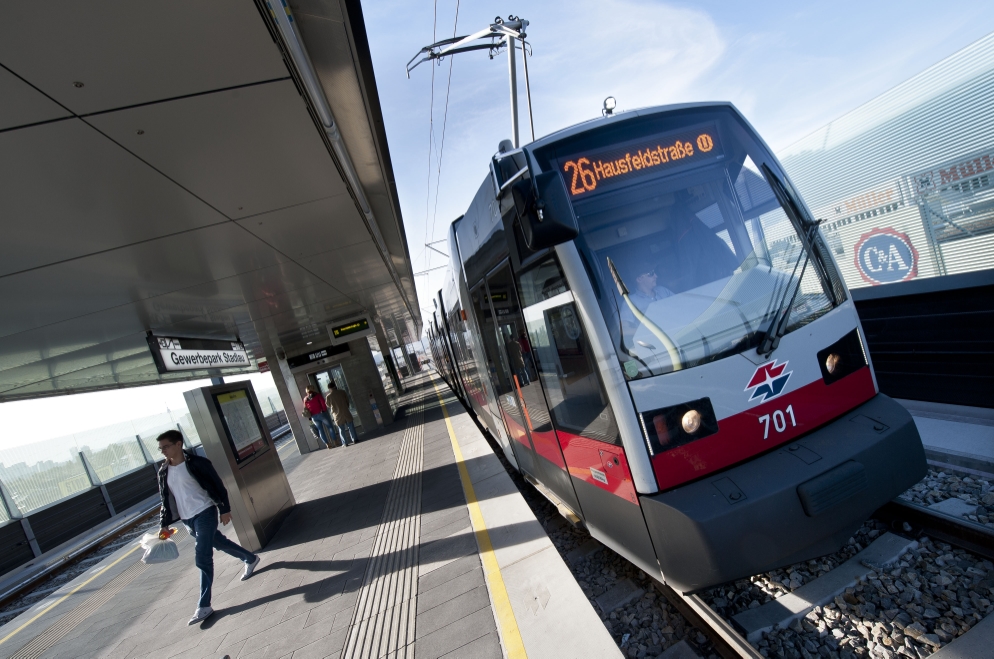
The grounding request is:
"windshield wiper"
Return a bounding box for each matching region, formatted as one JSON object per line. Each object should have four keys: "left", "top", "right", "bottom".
{"left": 758, "top": 219, "right": 822, "bottom": 356}
{"left": 607, "top": 257, "right": 684, "bottom": 371}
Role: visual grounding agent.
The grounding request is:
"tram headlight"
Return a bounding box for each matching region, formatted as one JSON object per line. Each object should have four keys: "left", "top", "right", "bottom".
{"left": 681, "top": 410, "right": 702, "bottom": 434}
{"left": 640, "top": 398, "right": 718, "bottom": 456}
{"left": 817, "top": 329, "right": 868, "bottom": 385}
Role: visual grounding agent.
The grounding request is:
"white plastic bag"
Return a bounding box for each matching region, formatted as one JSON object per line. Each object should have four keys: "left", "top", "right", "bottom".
{"left": 140, "top": 530, "right": 180, "bottom": 564}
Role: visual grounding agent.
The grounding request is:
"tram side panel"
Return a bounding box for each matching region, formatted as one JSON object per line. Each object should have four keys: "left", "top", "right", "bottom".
{"left": 449, "top": 210, "right": 524, "bottom": 468}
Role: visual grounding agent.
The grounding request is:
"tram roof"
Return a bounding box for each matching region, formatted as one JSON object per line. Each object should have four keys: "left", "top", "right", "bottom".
{"left": 0, "top": 1, "right": 420, "bottom": 400}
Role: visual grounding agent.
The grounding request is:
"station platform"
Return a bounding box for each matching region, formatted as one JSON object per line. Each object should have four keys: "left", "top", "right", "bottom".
{"left": 898, "top": 399, "right": 994, "bottom": 475}
{"left": 0, "top": 372, "right": 619, "bottom": 659}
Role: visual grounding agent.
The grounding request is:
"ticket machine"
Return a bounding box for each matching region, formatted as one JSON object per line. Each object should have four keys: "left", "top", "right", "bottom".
{"left": 184, "top": 382, "right": 295, "bottom": 551}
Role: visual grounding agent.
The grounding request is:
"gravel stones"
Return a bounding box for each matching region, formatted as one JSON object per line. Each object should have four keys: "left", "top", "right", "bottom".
{"left": 756, "top": 535, "right": 994, "bottom": 657}
{"left": 701, "top": 463, "right": 994, "bottom": 657}
{"left": 900, "top": 467, "right": 994, "bottom": 528}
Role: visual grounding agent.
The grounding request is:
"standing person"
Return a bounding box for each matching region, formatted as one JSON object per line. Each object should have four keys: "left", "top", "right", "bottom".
{"left": 504, "top": 330, "right": 529, "bottom": 385}
{"left": 156, "top": 430, "right": 260, "bottom": 625}
{"left": 326, "top": 383, "right": 357, "bottom": 446}
{"left": 303, "top": 385, "right": 338, "bottom": 449}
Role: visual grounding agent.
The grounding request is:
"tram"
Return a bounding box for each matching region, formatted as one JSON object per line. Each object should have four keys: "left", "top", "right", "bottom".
{"left": 425, "top": 102, "right": 926, "bottom": 593}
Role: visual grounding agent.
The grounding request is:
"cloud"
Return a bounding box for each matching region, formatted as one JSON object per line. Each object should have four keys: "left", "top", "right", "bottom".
{"left": 528, "top": 0, "right": 725, "bottom": 133}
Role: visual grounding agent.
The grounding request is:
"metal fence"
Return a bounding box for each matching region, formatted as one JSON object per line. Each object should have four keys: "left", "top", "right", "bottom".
{"left": 0, "top": 388, "right": 286, "bottom": 532}
{"left": 0, "top": 401, "right": 289, "bottom": 578}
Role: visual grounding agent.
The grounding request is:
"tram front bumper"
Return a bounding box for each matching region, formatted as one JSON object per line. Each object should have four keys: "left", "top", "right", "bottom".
{"left": 639, "top": 393, "right": 926, "bottom": 594}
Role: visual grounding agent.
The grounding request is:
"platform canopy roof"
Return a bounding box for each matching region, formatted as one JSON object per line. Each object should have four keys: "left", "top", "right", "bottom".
{"left": 0, "top": 0, "right": 420, "bottom": 401}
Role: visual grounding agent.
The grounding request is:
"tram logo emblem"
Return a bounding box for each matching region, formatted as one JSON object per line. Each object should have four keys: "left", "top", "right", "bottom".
{"left": 745, "top": 360, "right": 792, "bottom": 402}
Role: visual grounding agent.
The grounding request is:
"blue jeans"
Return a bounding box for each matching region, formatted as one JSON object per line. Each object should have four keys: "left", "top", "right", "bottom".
{"left": 312, "top": 411, "right": 339, "bottom": 447}
{"left": 337, "top": 420, "right": 357, "bottom": 445}
{"left": 184, "top": 507, "right": 256, "bottom": 609}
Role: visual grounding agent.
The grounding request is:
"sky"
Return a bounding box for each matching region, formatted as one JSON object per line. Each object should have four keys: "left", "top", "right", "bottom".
{"left": 0, "top": 2, "right": 992, "bottom": 453}
{"left": 361, "top": 0, "right": 994, "bottom": 328}
{"left": 0, "top": 372, "right": 278, "bottom": 452}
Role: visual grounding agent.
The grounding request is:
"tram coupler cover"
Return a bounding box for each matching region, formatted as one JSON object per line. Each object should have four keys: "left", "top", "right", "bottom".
{"left": 640, "top": 394, "right": 926, "bottom": 594}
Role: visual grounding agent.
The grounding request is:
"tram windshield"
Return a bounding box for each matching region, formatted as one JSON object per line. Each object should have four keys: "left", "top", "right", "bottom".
{"left": 545, "top": 109, "right": 841, "bottom": 379}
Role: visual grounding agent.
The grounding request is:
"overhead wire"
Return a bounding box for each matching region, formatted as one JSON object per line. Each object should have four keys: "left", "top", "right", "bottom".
{"left": 427, "top": 0, "right": 460, "bottom": 270}
{"left": 418, "top": 1, "right": 461, "bottom": 334}
{"left": 421, "top": 0, "right": 439, "bottom": 278}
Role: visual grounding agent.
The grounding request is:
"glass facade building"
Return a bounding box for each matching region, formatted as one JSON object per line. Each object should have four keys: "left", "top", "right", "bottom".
{"left": 779, "top": 32, "right": 994, "bottom": 289}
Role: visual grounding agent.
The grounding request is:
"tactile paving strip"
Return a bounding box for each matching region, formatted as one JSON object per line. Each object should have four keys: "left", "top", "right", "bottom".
{"left": 8, "top": 558, "right": 148, "bottom": 659}
{"left": 341, "top": 393, "right": 426, "bottom": 659}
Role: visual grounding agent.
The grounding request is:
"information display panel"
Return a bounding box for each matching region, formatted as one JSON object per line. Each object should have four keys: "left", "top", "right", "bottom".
{"left": 213, "top": 389, "right": 268, "bottom": 464}
{"left": 328, "top": 314, "right": 374, "bottom": 345}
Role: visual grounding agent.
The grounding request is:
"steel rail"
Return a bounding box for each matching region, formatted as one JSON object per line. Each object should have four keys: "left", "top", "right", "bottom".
{"left": 874, "top": 499, "right": 994, "bottom": 561}
{"left": 652, "top": 580, "right": 762, "bottom": 659}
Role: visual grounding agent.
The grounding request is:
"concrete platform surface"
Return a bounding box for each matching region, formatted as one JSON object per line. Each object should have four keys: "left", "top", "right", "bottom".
{"left": 0, "top": 371, "right": 619, "bottom": 659}
{"left": 897, "top": 399, "right": 994, "bottom": 474}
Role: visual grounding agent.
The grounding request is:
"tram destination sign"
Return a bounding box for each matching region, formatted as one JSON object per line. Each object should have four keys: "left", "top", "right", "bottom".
{"left": 328, "top": 314, "right": 374, "bottom": 345}
{"left": 147, "top": 335, "right": 250, "bottom": 374}
{"left": 558, "top": 123, "right": 723, "bottom": 198}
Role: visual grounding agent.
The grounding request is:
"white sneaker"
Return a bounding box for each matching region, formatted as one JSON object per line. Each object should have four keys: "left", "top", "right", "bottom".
{"left": 188, "top": 606, "right": 214, "bottom": 625}
{"left": 241, "top": 555, "right": 261, "bottom": 581}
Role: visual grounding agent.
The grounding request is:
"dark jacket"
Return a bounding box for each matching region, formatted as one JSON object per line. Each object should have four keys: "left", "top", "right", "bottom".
{"left": 157, "top": 451, "right": 231, "bottom": 528}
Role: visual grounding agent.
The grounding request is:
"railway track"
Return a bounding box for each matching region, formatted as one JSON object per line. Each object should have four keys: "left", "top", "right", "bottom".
{"left": 654, "top": 498, "right": 994, "bottom": 658}
{"left": 534, "top": 484, "right": 994, "bottom": 658}
{"left": 875, "top": 499, "right": 994, "bottom": 562}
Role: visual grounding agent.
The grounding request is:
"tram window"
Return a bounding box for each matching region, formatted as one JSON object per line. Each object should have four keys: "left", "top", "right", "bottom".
{"left": 519, "top": 257, "right": 621, "bottom": 445}
{"left": 565, "top": 118, "right": 839, "bottom": 380}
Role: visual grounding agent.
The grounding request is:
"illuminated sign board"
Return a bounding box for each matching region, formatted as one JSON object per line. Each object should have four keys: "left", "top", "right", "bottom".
{"left": 147, "top": 335, "right": 250, "bottom": 374}
{"left": 285, "top": 344, "right": 349, "bottom": 369}
{"left": 558, "top": 125, "right": 723, "bottom": 198}
{"left": 328, "top": 314, "right": 375, "bottom": 346}
{"left": 331, "top": 318, "right": 370, "bottom": 339}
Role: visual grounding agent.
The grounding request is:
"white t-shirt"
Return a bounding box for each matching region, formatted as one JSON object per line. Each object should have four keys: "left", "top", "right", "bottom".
{"left": 167, "top": 461, "right": 214, "bottom": 521}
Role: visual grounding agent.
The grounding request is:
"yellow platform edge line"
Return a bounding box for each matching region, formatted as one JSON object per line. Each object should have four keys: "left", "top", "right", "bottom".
{"left": 432, "top": 380, "right": 527, "bottom": 659}
{"left": 0, "top": 543, "right": 143, "bottom": 647}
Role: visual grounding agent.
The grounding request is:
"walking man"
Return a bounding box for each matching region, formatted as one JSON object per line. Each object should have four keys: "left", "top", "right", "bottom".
{"left": 156, "top": 430, "right": 261, "bottom": 625}
{"left": 326, "top": 383, "right": 357, "bottom": 446}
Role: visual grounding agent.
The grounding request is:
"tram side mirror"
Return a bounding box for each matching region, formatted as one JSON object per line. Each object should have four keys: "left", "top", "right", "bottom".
{"left": 514, "top": 171, "right": 579, "bottom": 251}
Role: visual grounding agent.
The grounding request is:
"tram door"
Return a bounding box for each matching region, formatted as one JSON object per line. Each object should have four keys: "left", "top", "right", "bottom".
{"left": 516, "top": 255, "right": 657, "bottom": 570}
{"left": 483, "top": 263, "right": 583, "bottom": 515}
{"left": 471, "top": 283, "right": 540, "bottom": 479}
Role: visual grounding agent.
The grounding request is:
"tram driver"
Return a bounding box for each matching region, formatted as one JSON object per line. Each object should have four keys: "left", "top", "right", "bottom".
{"left": 618, "top": 257, "right": 674, "bottom": 341}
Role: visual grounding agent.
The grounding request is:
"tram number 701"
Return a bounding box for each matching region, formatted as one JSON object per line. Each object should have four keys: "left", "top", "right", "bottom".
{"left": 758, "top": 405, "right": 796, "bottom": 440}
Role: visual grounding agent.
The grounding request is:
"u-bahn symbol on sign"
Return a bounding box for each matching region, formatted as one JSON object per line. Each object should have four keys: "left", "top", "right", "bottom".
{"left": 853, "top": 228, "right": 919, "bottom": 286}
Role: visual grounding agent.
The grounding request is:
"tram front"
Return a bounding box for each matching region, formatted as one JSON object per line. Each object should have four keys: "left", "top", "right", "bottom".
{"left": 497, "top": 102, "right": 926, "bottom": 592}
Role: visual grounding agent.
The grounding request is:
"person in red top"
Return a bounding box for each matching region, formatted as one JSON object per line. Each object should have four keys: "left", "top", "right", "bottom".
{"left": 303, "top": 386, "right": 339, "bottom": 449}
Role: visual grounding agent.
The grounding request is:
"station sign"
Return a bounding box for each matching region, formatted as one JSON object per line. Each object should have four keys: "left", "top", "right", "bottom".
{"left": 328, "top": 314, "right": 374, "bottom": 346}
{"left": 285, "top": 343, "right": 350, "bottom": 370}
{"left": 853, "top": 228, "right": 919, "bottom": 286}
{"left": 147, "top": 335, "right": 250, "bottom": 374}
